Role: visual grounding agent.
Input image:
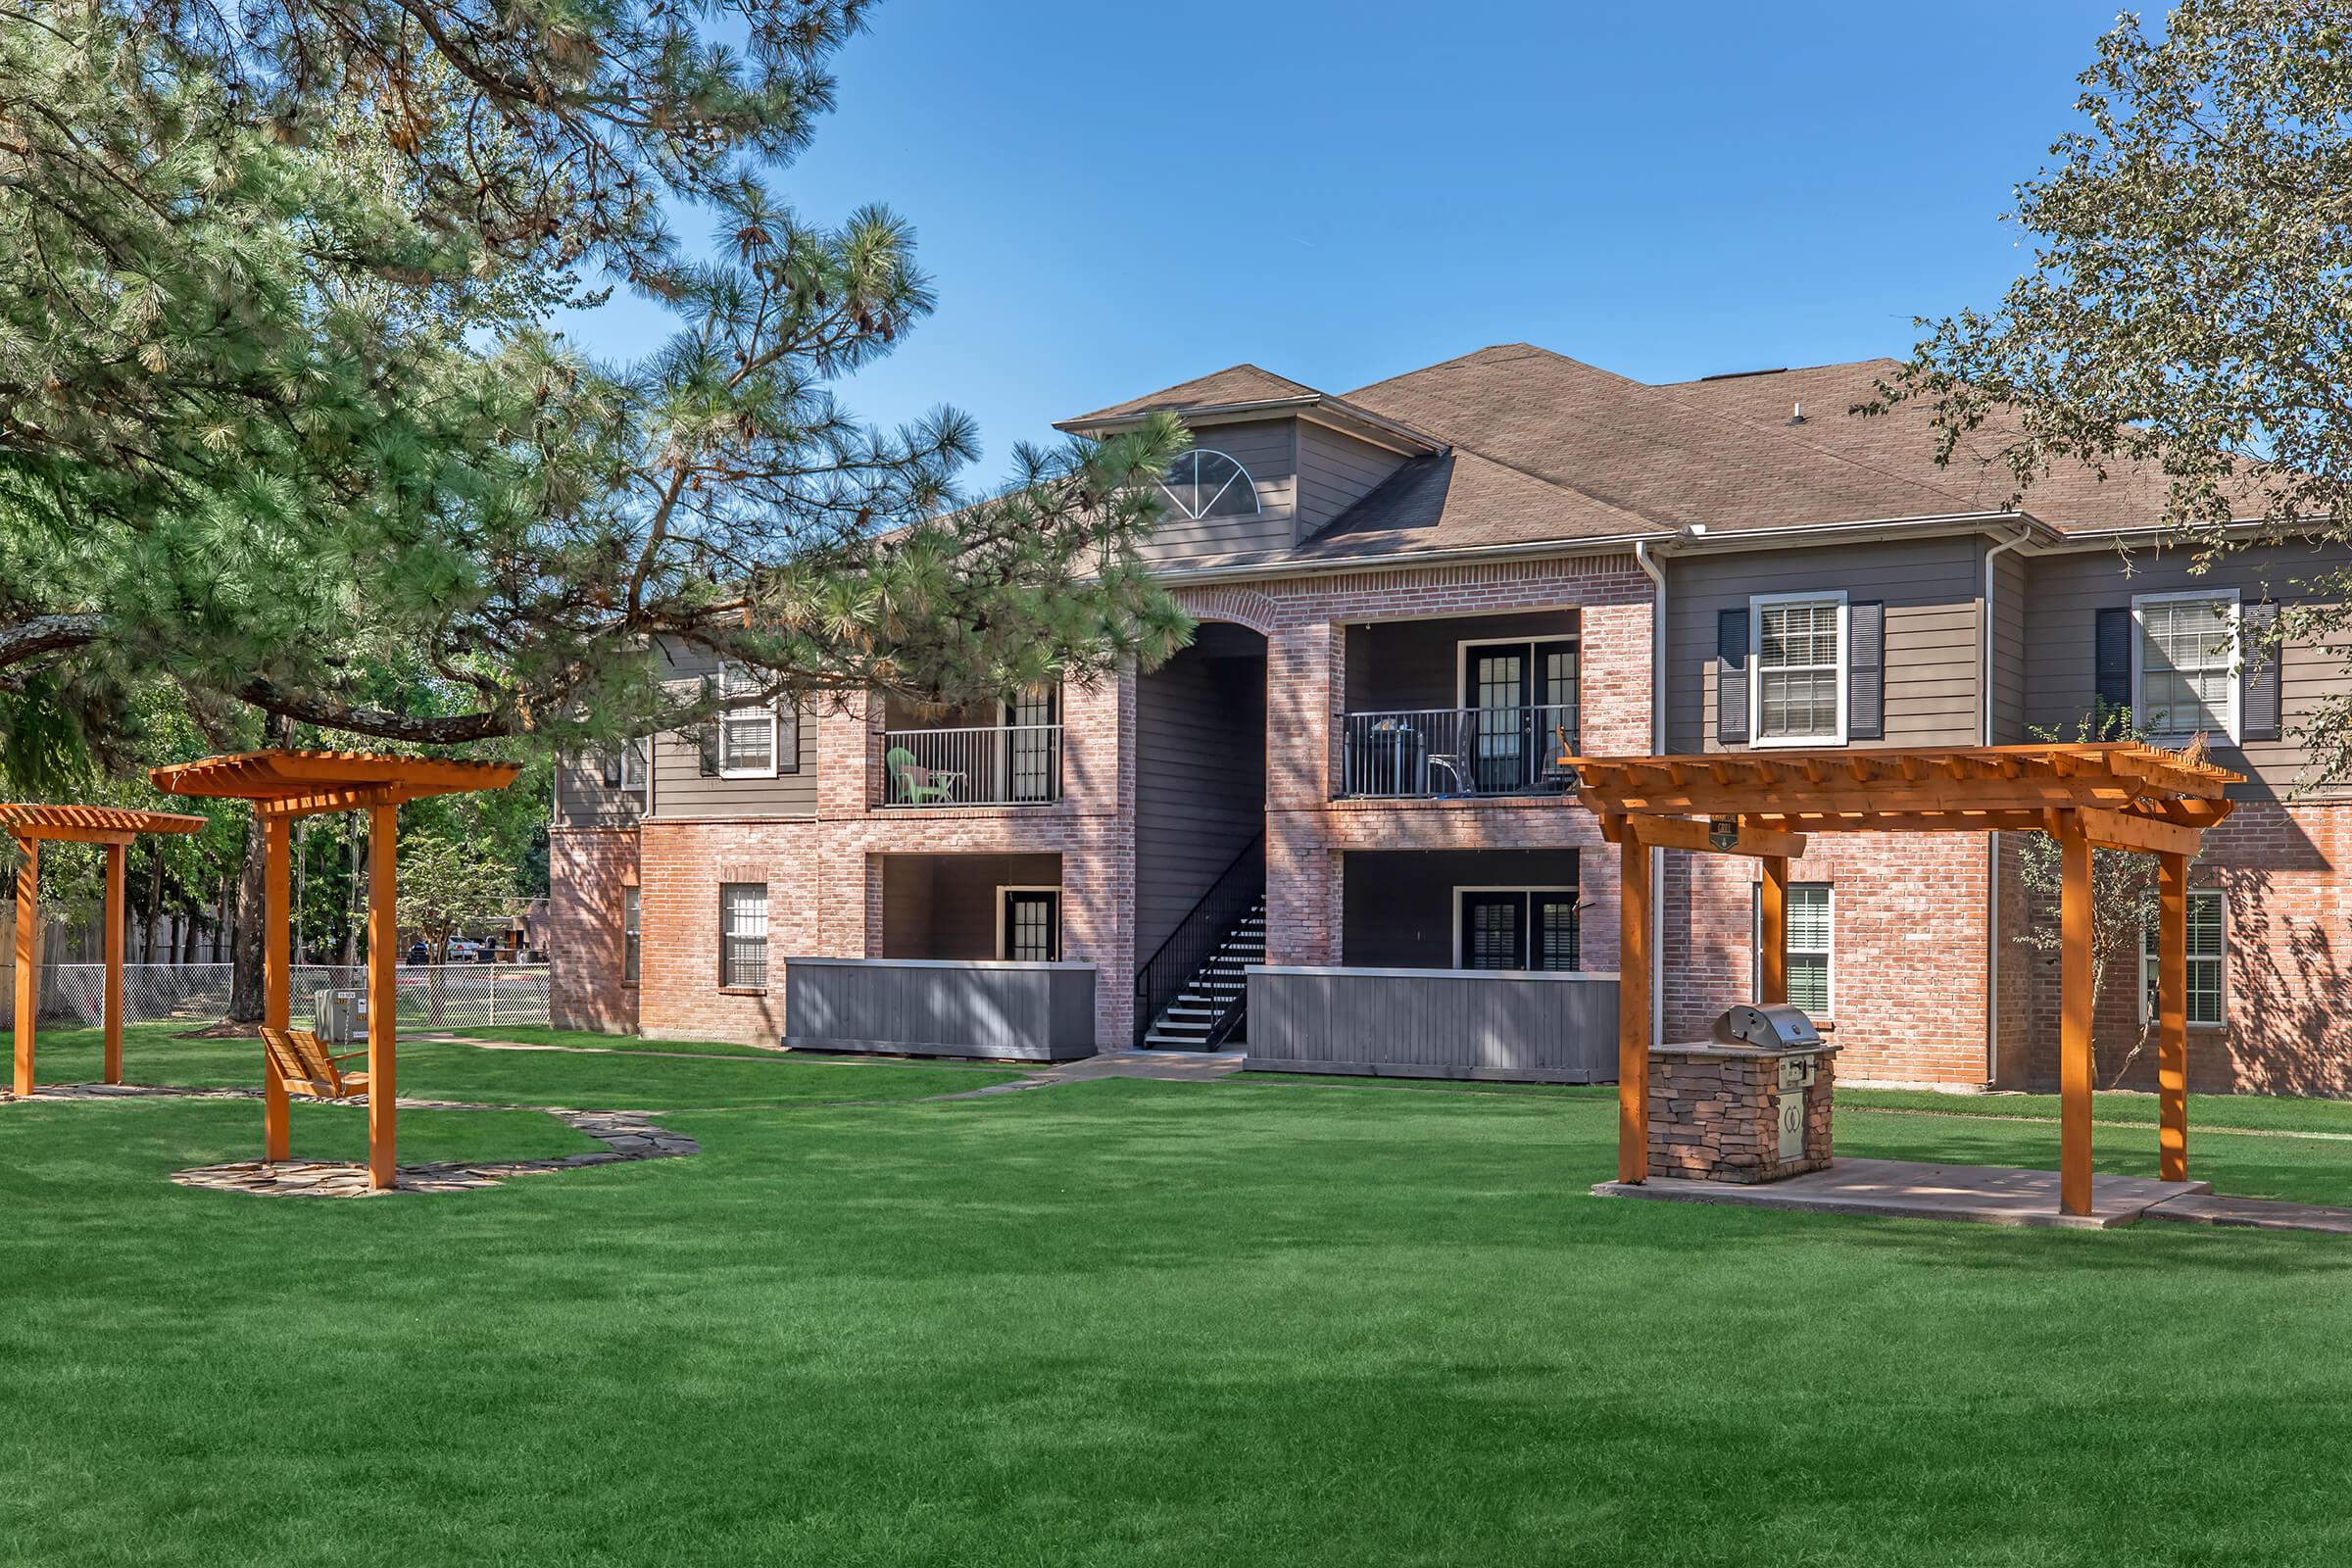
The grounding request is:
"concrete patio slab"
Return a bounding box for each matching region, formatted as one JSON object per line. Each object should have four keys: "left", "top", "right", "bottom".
{"left": 1592, "top": 1156, "right": 2213, "bottom": 1230}
{"left": 2142, "top": 1192, "right": 2352, "bottom": 1234}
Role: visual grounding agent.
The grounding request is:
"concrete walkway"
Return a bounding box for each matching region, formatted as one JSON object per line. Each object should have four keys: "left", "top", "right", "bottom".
{"left": 1594, "top": 1156, "right": 2215, "bottom": 1230}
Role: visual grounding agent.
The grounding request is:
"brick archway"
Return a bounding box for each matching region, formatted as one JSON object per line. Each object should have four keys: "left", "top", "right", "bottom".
{"left": 1172, "top": 586, "right": 1282, "bottom": 637}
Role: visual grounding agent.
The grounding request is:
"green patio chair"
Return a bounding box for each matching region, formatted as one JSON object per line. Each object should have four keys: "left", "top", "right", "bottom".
{"left": 887, "top": 746, "right": 956, "bottom": 806}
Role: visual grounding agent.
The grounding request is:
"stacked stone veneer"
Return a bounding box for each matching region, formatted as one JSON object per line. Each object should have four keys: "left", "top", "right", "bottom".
{"left": 1646, "top": 1045, "right": 1838, "bottom": 1183}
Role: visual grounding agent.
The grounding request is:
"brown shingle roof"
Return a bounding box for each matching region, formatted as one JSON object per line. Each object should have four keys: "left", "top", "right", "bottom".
{"left": 1060, "top": 364, "right": 1323, "bottom": 425}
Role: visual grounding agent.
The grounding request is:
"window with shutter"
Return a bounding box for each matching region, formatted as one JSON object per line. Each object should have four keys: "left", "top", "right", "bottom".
{"left": 2132, "top": 592, "right": 2238, "bottom": 742}
{"left": 1750, "top": 593, "right": 1847, "bottom": 746}
{"left": 716, "top": 663, "right": 779, "bottom": 777}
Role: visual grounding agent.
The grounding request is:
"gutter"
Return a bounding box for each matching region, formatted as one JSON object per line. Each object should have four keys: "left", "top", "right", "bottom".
{"left": 1634, "top": 539, "right": 1667, "bottom": 1051}
{"left": 1980, "top": 525, "right": 2031, "bottom": 1086}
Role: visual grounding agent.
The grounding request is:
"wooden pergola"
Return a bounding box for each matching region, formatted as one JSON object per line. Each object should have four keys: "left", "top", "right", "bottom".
{"left": 149, "top": 750, "right": 520, "bottom": 1189}
{"left": 6, "top": 805, "right": 208, "bottom": 1094}
{"left": 1565, "top": 743, "right": 2242, "bottom": 1218}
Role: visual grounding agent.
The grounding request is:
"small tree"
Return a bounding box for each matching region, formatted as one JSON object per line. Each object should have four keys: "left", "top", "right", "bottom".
{"left": 397, "top": 830, "right": 515, "bottom": 1025}
{"left": 2011, "top": 720, "right": 2196, "bottom": 1085}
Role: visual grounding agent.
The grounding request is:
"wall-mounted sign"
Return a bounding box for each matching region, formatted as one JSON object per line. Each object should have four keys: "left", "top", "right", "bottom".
{"left": 1708, "top": 815, "right": 1740, "bottom": 851}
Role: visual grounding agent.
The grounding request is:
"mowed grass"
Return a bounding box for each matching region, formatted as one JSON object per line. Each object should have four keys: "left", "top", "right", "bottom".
{"left": 7, "top": 1038, "right": 2352, "bottom": 1566}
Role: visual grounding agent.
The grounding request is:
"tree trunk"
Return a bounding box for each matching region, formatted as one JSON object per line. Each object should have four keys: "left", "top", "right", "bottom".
{"left": 180, "top": 896, "right": 201, "bottom": 965}
{"left": 340, "top": 830, "right": 366, "bottom": 966}
{"left": 141, "top": 847, "right": 164, "bottom": 963}
{"left": 213, "top": 875, "right": 228, "bottom": 963}
{"left": 227, "top": 808, "right": 268, "bottom": 1021}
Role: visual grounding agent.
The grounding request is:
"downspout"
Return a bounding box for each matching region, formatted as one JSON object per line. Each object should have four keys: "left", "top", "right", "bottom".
{"left": 1981, "top": 527, "right": 2030, "bottom": 1084}
{"left": 1634, "top": 538, "right": 1668, "bottom": 1050}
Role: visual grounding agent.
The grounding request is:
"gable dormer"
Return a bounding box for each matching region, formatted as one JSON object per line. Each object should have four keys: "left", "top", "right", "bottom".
{"left": 1055, "top": 365, "right": 1446, "bottom": 566}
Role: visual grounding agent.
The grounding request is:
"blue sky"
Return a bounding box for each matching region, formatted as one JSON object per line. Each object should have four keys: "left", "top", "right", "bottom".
{"left": 577, "top": 0, "right": 2129, "bottom": 483}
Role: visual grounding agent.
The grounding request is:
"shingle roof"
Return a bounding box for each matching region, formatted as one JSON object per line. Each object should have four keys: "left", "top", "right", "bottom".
{"left": 1060, "top": 364, "right": 1323, "bottom": 424}
{"left": 1059, "top": 342, "right": 2211, "bottom": 570}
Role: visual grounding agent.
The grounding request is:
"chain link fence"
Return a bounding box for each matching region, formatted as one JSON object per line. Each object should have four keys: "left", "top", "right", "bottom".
{"left": 0, "top": 962, "right": 552, "bottom": 1032}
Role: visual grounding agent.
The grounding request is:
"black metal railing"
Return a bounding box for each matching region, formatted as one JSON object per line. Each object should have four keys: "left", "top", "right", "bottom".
{"left": 1340, "top": 706, "right": 1577, "bottom": 799}
{"left": 879, "top": 724, "right": 1062, "bottom": 807}
{"left": 1133, "top": 832, "right": 1265, "bottom": 1049}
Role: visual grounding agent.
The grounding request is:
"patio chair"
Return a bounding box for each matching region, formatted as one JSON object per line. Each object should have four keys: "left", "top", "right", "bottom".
{"left": 261, "top": 1025, "right": 369, "bottom": 1101}
{"left": 885, "top": 746, "right": 957, "bottom": 807}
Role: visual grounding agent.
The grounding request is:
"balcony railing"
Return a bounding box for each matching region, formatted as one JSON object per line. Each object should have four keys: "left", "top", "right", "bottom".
{"left": 880, "top": 724, "right": 1062, "bottom": 807}
{"left": 1340, "top": 706, "right": 1578, "bottom": 799}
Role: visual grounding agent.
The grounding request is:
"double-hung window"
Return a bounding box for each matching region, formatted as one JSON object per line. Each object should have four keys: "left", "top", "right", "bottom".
{"left": 621, "top": 886, "right": 641, "bottom": 987}
{"left": 2142, "top": 890, "right": 2225, "bottom": 1027}
{"left": 1756, "top": 882, "right": 1833, "bottom": 1014}
{"left": 1752, "top": 593, "right": 1847, "bottom": 745}
{"left": 719, "top": 883, "right": 769, "bottom": 990}
{"left": 718, "top": 663, "right": 781, "bottom": 777}
{"left": 600, "top": 739, "right": 648, "bottom": 793}
{"left": 2133, "top": 591, "right": 2239, "bottom": 743}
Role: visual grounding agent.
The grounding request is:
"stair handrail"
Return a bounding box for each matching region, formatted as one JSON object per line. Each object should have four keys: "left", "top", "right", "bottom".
{"left": 1133, "top": 831, "right": 1265, "bottom": 1048}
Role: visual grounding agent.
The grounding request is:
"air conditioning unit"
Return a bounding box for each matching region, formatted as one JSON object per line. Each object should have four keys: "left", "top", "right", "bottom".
{"left": 313, "top": 987, "right": 368, "bottom": 1044}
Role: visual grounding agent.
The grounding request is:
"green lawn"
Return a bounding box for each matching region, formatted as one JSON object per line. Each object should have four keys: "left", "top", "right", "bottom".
{"left": 7, "top": 1033, "right": 2352, "bottom": 1566}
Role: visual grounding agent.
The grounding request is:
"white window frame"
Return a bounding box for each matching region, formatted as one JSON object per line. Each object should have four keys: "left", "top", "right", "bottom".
{"left": 1450, "top": 885, "right": 1582, "bottom": 972}
{"left": 620, "top": 884, "right": 641, "bottom": 988}
{"left": 1748, "top": 591, "right": 1849, "bottom": 748}
{"left": 718, "top": 882, "right": 769, "bottom": 990}
{"left": 1156, "top": 449, "right": 1261, "bottom": 521}
{"left": 995, "top": 885, "right": 1062, "bottom": 962}
{"left": 717, "top": 663, "right": 781, "bottom": 779}
{"left": 2140, "top": 888, "right": 2227, "bottom": 1029}
{"left": 2132, "top": 589, "right": 2241, "bottom": 745}
{"left": 602, "top": 738, "right": 648, "bottom": 793}
{"left": 1753, "top": 881, "right": 1834, "bottom": 1015}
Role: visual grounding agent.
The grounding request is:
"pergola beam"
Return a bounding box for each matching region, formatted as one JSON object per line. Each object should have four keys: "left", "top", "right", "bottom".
{"left": 2075, "top": 805, "right": 2202, "bottom": 858}
{"left": 1600, "top": 812, "right": 1809, "bottom": 859}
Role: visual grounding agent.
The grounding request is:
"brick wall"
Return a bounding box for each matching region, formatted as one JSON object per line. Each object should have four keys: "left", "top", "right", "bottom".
{"left": 2006, "top": 801, "right": 2352, "bottom": 1096}
{"left": 548, "top": 826, "right": 638, "bottom": 1033}
{"left": 1667, "top": 832, "right": 1993, "bottom": 1086}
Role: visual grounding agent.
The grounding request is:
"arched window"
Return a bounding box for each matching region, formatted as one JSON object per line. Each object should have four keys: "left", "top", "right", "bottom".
{"left": 1157, "top": 449, "right": 1260, "bottom": 520}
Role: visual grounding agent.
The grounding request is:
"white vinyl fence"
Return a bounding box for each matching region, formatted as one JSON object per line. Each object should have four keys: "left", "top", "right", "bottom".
{"left": 0, "top": 962, "right": 551, "bottom": 1032}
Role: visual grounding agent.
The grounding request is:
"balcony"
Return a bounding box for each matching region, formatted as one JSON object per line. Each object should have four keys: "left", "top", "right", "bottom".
{"left": 1340, "top": 705, "right": 1578, "bottom": 799}
{"left": 880, "top": 723, "right": 1063, "bottom": 807}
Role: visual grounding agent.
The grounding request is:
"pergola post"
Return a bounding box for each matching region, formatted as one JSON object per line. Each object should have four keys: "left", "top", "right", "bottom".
{"left": 1617, "top": 830, "right": 1652, "bottom": 1183}
{"left": 2157, "top": 851, "right": 2190, "bottom": 1183}
{"left": 2059, "top": 818, "right": 2094, "bottom": 1217}
{"left": 367, "top": 801, "right": 398, "bottom": 1190}
{"left": 1758, "top": 855, "right": 1788, "bottom": 1006}
{"left": 103, "top": 842, "right": 125, "bottom": 1084}
{"left": 263, "top": 814, "right": 292, "bottom": 1162}
{"left": 13, "top": 837, "right": 35, "bottom": 1097}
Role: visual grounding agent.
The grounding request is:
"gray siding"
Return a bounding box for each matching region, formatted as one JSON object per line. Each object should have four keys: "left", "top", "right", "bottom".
{"left": 1136, "top": 629, "right": 1266, "bottom": 961}
{"left": 1988, "top": 542, "right": 2028, "bottom": 745}
{"left": 554, "top": 754, "right": 644, "bottom": 828}
{"left": 649, "top": 644, "right": 819, "bottom": 819}
{"left": 1344, "top": 610, "right": 1580, "bottom": 712}
{"left": 2021, "top": 538, "right": 2352, "bottom": 799}
{"left": 1249, "top": 967, "right": 1618, "bottom": 1082}
{"left": 1296, "top": 421, "right": 1407, "bottom": 535}
{"left": 1342, "top": 849, "right": 1582, "bottom": 968}
{"left": 1141, "top": 418, "right": 1297, "bottom": 564}
{"left": 882, "top": 853, "right": 1060, "bottom": 960}
{"left": 1667, "top": 535, "right": 1984, "bottom": 752}
{"left": 782, "top": 957, "right": 1096, "bottom": 1061}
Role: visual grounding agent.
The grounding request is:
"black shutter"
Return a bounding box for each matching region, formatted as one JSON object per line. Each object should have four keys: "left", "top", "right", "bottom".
{"left": 2094, "top": 607, "right": 2133, "bottom": 738}
{"left": 1848, "top": 600, "right": 1886, "bottom": 742}
{"left": 695, "top": 725, "right": 719, "bottom": 777}
{"left": 600, "top": 750, "right": 622, "bottom": 788}
{"left": 2241, "top": 601, "right": 2282, "bottom": 742}
{"left": 776, "top": 702, "right": 802, "bottom": 773}
{"left": 1716, "top": 608, "right": 1749, "bottom": 747}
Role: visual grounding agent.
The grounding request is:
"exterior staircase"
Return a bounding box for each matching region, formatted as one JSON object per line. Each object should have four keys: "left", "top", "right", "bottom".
{"left": 1141, "top": 898, "right": 1264, "bottom": 1049}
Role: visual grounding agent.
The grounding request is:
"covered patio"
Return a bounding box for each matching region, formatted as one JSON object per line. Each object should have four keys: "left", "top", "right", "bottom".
{"left": 1568, "top": 742, "right": 2239, "bottom": 1219}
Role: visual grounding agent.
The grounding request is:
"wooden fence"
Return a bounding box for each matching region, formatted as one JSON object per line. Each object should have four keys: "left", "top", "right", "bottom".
{"left": 1247, "top": 965, "right": 1619, "bottom": 1082}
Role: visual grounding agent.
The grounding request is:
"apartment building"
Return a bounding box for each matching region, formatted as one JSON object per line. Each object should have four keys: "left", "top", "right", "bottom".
{"left": 548, "top": 344, "right": 2352, "bottom": 1094}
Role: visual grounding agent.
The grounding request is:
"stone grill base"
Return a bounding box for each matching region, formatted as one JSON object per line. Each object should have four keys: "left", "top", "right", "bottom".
{"left": 1647, "top": 1044, "right": 1837, "bottom": 1184}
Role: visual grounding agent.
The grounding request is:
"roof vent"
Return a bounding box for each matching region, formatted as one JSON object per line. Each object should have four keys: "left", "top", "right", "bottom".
{"left": 1786, "top": 402, "right": 1806, "bottom": 425}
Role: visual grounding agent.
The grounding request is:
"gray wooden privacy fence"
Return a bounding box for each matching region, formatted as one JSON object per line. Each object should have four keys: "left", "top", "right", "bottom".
{"left": 781, "top": 957, "right": 1097, "bottom": 1061}
{"left": 1247, "top": 965, "right": 1619, "bottom": 1082}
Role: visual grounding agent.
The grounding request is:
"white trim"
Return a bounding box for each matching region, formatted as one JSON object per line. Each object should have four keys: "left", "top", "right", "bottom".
{"left": 1156, "top": 449, "right": 1262, "bottom": 521}
{"left": 2140, "top": 887, "right": 2228, "bottom": 1029}
{"left": 1752, "top": 880, "right": 1834, "bottom": 1015}
{"left": 1450, "top": 885, "right": 1581, "bottom": 972}
{"left": 1747, "top": 590, "right": 1849, "bottom": 748}
{"left": 716, "top": 662, "right": 782, "bottom": 779}
{"left": 2130, "top": 588, "right": 2241, "bottom": 745}
{"left": 995, "top": 885, "right": 1061, "bottom": 962}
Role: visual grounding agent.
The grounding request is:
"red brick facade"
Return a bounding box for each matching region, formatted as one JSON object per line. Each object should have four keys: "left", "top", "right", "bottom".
{"left": 548, "top": 827, "right": 638, "bottom": 1034}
